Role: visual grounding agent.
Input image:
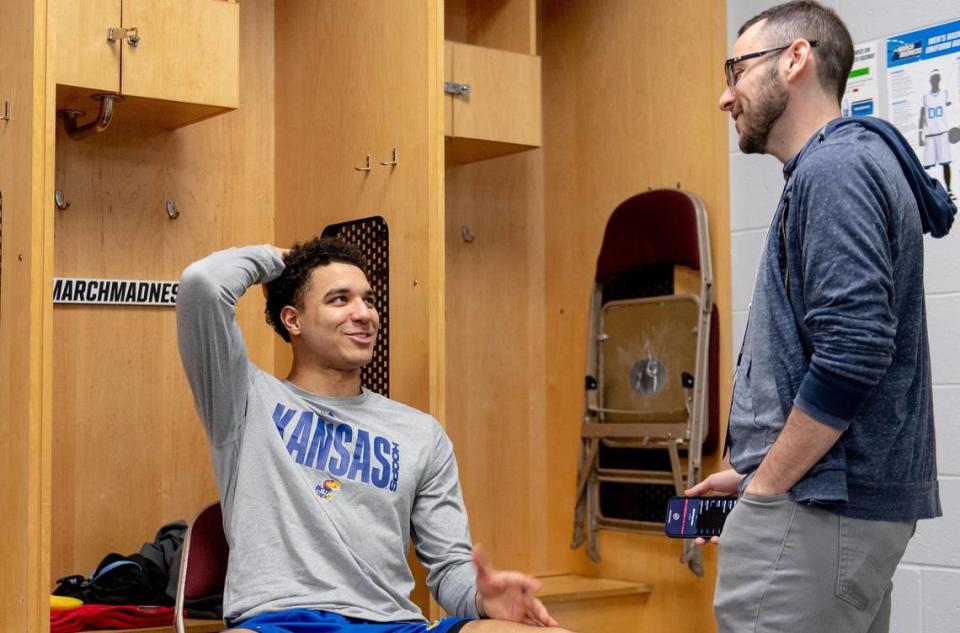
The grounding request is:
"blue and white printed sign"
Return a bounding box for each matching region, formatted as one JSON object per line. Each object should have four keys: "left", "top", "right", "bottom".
{"left": 886, "top": 19, "right": 960, "bottom": 192}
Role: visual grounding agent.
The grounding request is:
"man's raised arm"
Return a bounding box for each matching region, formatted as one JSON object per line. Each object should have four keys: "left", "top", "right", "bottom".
{"left": 176, "top": 245, "right": 285, "bottom": 446}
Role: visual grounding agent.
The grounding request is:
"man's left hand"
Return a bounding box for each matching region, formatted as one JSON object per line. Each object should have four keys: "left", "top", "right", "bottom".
{"left": 473, "top": 544, "right": 558, "bottom": 627}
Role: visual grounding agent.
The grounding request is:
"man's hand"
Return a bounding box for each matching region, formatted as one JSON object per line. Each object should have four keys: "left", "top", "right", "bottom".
{"left": 685, "top": 468, "right": 744, "bottom": 498}
{"left": 473, "top": 544, "right": 558, "bottom": 627}
{"left": 262, "top": 244, "right": 290, "bottom": 299}
{"left": 266, "top": 244, "right": 290, "bottom": 261}
{"left": 684, "top": 468, "right": 744, "bottom": 546}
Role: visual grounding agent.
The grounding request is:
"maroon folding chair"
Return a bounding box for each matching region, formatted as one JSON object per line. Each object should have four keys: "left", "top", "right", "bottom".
{"left": 175, "top": 502, "right": 230, "bottom": 633}
{"left": 571, "top": 189, "right": 719, "bottom": 575}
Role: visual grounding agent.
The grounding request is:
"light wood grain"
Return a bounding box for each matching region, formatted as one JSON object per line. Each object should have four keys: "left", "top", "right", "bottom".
{"left": 428, "top": 0, "right": 447, "bottom": 454}
{"left": 445, "top": 137, "right": 541, "bottom": 164}
{"left": 427, "top": 5, "right": 446, "bottom": 615}
{"left": 537, "top": 574, "right": 650, "bottom": 633}
{"left": 537, "top": 573, "right": 650, "bottom": 603}
{"left": 444, "top": 40, "right": 454, "bottom": 143}
{"left": 121, "top": 0, "right": 239, "bottom": 109}
{"left": 55, "top": 85, "right": 233, "bottom": 130}
{"left": 445, "top": 0, "right": 537, "bottom": 55}
{"left": 445, "top": 149, "right": 546, "bottom": 573}
{"left": 52, "top": 0, "right": 237, "bottom": 128}
{"left": 447, "top": 41, "right": 541, "bottom": 150}
{"left": 0, "top": 1, "right": 52, "bottom": 631}
{"left": 540, "top": 1, "right": 730, "bottom": 632}
{"left": 546, "top": 595, "right": 650, "bottom": 633}
{"left": 49, "top": 0, "right": 274, "bottom": 584}
{"left": 274, "top": 0, "right": 443, "bottom": 614}
{"left": 51, "top": 0, "right": 121, "bottom": 93}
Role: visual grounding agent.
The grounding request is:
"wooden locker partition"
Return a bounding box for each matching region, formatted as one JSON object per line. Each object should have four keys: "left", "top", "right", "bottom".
{"left": 0, "top": 2, "right": 53, "bottom": 631}
{"left": 445, "top": 3, "right": 731, "bottom": 630}
{"left": 274, "top": 0, "right": 446, "bottom": 614}
{"left": 541, "top": 2, "right": 731, "bottom": 631}
{"left": 48, "top": 0, "right": 275, "bottom": 586}
{"left": 445, "top": 149, "right": 549, "bottom": 574}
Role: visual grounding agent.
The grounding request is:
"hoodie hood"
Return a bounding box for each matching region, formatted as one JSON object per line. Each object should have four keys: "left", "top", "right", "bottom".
{"left": 824, "top": 117, "right": 956, "bottom": 238}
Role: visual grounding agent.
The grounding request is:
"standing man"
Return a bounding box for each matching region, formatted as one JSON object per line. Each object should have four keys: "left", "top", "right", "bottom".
{"left": 688, "top": 2, "right": 956, "bottom": 632}
{"left": 919, "top": 68, "right": 954, "bottom": 199}
{"left": 177, "top": 239, "right": 569, "bottom": 633}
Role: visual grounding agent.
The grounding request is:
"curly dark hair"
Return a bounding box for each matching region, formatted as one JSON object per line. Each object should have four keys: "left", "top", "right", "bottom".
{"left": 265, "top": 237, "right": 368, "bottom": 342}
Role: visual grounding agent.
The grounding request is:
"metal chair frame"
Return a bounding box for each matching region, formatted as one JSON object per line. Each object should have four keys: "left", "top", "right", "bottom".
{"left": 572, "top": 190, "right": 713, "bottom": 574}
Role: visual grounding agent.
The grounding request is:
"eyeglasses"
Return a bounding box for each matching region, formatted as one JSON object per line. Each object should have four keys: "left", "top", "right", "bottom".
{"left": 724, "top": 40, "right": 818, "bottom": 88}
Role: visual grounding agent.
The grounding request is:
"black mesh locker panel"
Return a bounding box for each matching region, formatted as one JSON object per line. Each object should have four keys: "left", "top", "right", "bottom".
{"left": 321, "top": 216, "right": 389, "bottom": 397}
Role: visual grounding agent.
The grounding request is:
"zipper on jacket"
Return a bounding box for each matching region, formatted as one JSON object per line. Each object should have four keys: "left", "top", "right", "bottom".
{"left": 779, "top": 199, "right": 791, "bottom": 292}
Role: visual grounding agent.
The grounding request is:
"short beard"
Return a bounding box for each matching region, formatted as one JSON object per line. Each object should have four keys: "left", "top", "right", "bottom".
{"left": 739, "top": 66, "right": 789, "bottom": 154}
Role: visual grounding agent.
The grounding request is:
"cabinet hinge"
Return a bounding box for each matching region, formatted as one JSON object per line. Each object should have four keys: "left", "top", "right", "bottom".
{"left": 107, "top": 26, "right": 140, "bottom": 47}
{"left": 444, "top": 81, "right": 471, "bottom": 97}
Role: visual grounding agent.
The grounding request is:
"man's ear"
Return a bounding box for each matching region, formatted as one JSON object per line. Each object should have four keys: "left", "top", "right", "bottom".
{"left": 786, "top": 39, "right": 813, "bottom": 80}
{"left": 280, "top": 305, "right": 301, "bottom": 338}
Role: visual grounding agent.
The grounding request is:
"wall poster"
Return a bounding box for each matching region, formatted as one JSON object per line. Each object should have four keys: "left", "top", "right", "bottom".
{"left": 843, "top": 40, "right": 879, "bottom": 117}
{"left": 887, "top": 19, "right": 960, "bottom": 197}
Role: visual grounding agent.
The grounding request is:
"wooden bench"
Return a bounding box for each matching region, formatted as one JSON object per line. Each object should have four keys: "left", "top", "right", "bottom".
{"left": 538, "top": 574, "right": 651, "bottom": 633}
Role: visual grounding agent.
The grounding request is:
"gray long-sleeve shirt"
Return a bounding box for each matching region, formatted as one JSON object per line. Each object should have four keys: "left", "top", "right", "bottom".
{"left": 176, "top": 245, "right": 479, "bottom": 624}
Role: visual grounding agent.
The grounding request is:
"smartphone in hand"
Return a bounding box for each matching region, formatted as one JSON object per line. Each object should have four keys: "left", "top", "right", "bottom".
{"left": 664, "top": 495, "right": 738, "bottom": 538}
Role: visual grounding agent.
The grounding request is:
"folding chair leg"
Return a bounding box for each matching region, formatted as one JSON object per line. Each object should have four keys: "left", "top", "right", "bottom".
{"left": 573, "top": 437, "right": 600, "bottom": 503}
{"left": 667, "top": 440, "right": 705, "bottom": 576}
{"left": 666, "top": 440, "right": 684, "bottom": 495}
{"left": 587, "top": 470, "right": 601, "bottom": 562}
{"left": 571, "top": 509, "right": 585, "bottom": 550}
{"left": 572, "top": 436, "right": 599, "bottom": 550}
{"left": 681, "top": 539, "right": 704, "bottom": 577}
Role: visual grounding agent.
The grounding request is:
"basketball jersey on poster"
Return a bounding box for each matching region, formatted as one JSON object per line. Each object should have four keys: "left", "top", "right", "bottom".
{"left": 923, "top": 91, "right": 949, "bottom": 135}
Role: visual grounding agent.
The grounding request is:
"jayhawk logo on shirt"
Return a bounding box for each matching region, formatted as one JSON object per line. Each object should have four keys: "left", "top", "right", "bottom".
{"left": 314, "top": 478, "right": 342, "bottom": 502}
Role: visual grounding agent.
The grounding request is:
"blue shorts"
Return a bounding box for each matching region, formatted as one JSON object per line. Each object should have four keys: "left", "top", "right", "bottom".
{"left": 235, "top": 609, "right": 471, "bottom": 633}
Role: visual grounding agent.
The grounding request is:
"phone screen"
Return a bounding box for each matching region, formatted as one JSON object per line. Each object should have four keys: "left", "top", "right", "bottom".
{"left": 664, "top": 496, "right": 738, "bottom": 538}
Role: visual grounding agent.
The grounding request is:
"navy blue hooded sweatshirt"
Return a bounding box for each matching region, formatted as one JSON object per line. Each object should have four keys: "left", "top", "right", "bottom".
{"left": 728, "top": 117, "right": 956, "bottom": 521}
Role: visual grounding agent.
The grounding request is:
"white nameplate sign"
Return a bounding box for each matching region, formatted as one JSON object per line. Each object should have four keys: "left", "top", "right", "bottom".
{"left": 53, "top": 277, "right": 179, "bottom": 307}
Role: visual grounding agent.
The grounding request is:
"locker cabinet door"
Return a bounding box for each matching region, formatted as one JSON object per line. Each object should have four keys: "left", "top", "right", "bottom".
{"left": 120, "top": 0, "right": 239, "bottom": 109}
{"left": 52, "top": 0, "right": 122, "bottom": 93}
{"left": 447, "top": 42, "right": 541, "bottom": 146}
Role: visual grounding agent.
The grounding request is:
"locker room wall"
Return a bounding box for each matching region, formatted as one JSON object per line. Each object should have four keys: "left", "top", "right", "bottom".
{"left": 48, "top": 0, "right": 276, "bottom": 583}
{"left": 536, "top": 1, "right": 732, "bottom": 631}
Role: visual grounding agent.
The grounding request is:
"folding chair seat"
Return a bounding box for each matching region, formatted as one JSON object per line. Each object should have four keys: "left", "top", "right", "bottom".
{"left": 175, "top": 502, "right": 233, "bottom": 633}
{"left": 571, "top": 189, "right": 719, "bottom": 574}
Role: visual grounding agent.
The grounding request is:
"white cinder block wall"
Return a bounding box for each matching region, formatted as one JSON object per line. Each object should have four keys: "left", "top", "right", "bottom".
{"left": 725, "top": 1, "right": 960, "bottom": 631}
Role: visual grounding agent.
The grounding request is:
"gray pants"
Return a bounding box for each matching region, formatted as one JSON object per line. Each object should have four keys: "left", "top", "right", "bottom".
{"left": 714, "top": 493, "right": 915, "bottom": 633}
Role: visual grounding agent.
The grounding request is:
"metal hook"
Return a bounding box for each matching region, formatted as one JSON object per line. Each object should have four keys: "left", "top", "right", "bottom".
{"left": 354, "top": 154, "right": 372, "bottom": 172}
{"left": 54, "top": 190, "right": 71, "bottom": 211}
{"left": 379, "top": 147, "right": 399, "bottom": 166}
{"left": 460, "top": 225, "right": 475, "bottom": 243}
{"left": 59, "top": 93, "right": 123, "bottom": 140}
{"left": 165, "top": 199, "right": 180, "bottom": 220}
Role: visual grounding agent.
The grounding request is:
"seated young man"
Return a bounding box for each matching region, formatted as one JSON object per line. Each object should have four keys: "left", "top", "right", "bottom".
{"left": 177, "top": 238, "right": 570, "bottom": 633}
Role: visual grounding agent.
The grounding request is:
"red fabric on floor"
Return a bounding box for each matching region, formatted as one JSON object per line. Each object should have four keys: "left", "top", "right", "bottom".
{"left": 50, "top": 604, "right": 175, "bottom": 633}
